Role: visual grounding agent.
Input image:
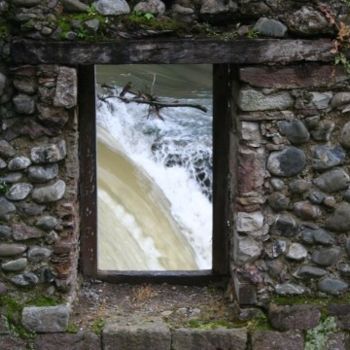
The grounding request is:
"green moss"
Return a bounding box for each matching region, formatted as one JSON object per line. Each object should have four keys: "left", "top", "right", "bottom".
{"left": 186, "top": 319, "right": 238, "bottom": 330}
{"left": 305, "top": 317, "right": 337, "bottom": 350}
{"left": 91, "top": 318, "right": 105, "bottom": 335}
{"left": 26, "top": 295, "right": 61, "bottom": 307}
{"left": 66, "top": 322, "right": 79, "bottom": 333}
{"left": 123, "top": 13, "right": 187, "bottom": 33}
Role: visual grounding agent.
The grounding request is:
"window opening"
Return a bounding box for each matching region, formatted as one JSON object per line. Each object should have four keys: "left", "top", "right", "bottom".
{"left": 95, "top": 64, "right": 213, "bottom": 272}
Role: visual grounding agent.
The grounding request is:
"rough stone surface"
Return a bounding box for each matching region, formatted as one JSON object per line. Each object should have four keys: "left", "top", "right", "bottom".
{"left": 12, "top": 224, "right": 44, "bottom": 241}
{"left": 278, "top": 120, "right": 309, "bottom": 145}
{"left": 22, "top": 305, "right": 70, "bottom": 333}
{"left": 94, "top": 0, "right": 130, "bottom": 15}
{"left": 200, "top": 0, "right": 238, "bottom": 16}
{"left": 268, "top": 304, "right": 321, "bottom": 331}
{"left": 340, "top": 121, "right": 350, "bottom": 149}
{"left": 254, "top": 18, "right": 287, "bottom": 38}
{"left": 61, "top": 0, "right": 89, "bottom": 12}
{"left": 251, "top": 330, "right": 304, "bottom": 350}
{"left": 31, "top": 140, "right": 66, "bottom": 164}
{"left": 300, "top": 227, "right": 334, "bottom": 246}
{"left": 0, "top": 140, "right": 15, "bottom": 159}
{"left": 27, "top": 246, "right": 52, "bottom": 262}
{"left": 103, "top": 320, "right": 171, "bottom": 350}
{"left": 28, "top": 164, "right": 59, "bottom": 183}
{"left": 8, "top": 156, "right": 31, "bottom": 171}
{"left": 275, "top": 283, "right": 306, "bottom": 295}
{"left": 32, "top": 180, "right": 66, "bottom": 203}
{"left": 134, "top": 0, "right": 165, "bottom": 16}
{"left": 270, "top": 214, "right": 298, "bottom": 237}
{"left": 172, "top": 328, "right": 247, "bottom": 350}
{"left": 312, "top": 247, "right": 341, "bottom": 267}
{"left": 0, "top": 197, "right": 16, "bottom": 218}
{"left": 293, "top": 201, "right": 321, "bottom": 220}
{"left": 267, "top": 147, "right": 306, "bottom": 177}
{"left": 1, "top": 258, "right": 27, "bottom": 272}
{"left": 314, "top": 169, "right": 350, "bottom": 193}
{"left": 236, "top": 211, "right": 264, "bottom": 233}
{"left": 326, "top": 202, "right": 350, "bottom": 232}
{"left": 36, "top": 216, "right": 59, "bottom": 231}
{"left": 286, "top": 243, "right": 307, "bottom": 261}
{"left": 13, "top": 94, "right": 35, "bottom": 114}
{"left": 311, "top": 145, "right": 346, "bottom": 171}
{"left": 318, "top": 278, "right": 348, "bottom": 295}
{"left": 0, "top": 243, "right": 27, "bottom": 257}
{"left": 296, "top": 265, "right": 327, "bottom": 278}
{"left": 53, "top": 67, "right": 77, "bottom": 108}
{"left": 10, "top": 272, "right": 39, "bottom": 287}
{"left": 311, "top": 121, "right": 334, "bottom": 142}
{"left": 0, "top": 336, "right": 27, "bottom": 350}
{"left": 285, "top": 6, "right": 332, "bottom": 35}
{"left": 236, "top": 237, "right": 262, "bottom": 264}
{"left": 34, "top": 332, "right": 101, "bottom": 350}
{"left": 5, "top": 183, "right": 33, "bottom": 201}
{"left": 238, "top": 89, "right": 293, "bottom": 112}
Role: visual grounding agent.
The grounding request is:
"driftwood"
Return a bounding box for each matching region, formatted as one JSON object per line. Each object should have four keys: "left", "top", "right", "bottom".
{"left": 99, "top": 82, "right": 208, "bottom": 120}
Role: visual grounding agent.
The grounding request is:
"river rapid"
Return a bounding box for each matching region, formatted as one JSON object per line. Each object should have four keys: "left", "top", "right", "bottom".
{"left": 96, "top": 65, "right": 213, "bottom": 271}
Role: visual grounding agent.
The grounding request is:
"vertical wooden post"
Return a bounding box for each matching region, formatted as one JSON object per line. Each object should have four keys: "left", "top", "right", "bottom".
{"left": 78, "top": 65, "right": 98, "bottom": 277}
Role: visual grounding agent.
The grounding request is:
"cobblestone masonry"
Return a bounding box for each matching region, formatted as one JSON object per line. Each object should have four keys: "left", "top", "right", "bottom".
{"left": 2, "top": 0, "right": 350, "bottom": 347}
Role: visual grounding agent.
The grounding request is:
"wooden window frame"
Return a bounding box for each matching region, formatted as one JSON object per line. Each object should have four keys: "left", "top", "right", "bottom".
{"left": 79, "top": 64, "right": 237, "bottom": 284}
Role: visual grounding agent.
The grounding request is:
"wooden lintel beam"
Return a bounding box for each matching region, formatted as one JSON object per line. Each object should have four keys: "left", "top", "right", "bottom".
{"left": 10, "top": 38, "right": 335, "bottom": 65}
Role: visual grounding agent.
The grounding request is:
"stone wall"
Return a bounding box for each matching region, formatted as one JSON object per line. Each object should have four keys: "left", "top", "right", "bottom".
{"left": 234, "top": 64, "right": 350, "bottom": 304}
{"left": 9, "top": 0, "right": 348, "bottom": 41}
{"left": 2, "top": 0, "right": 350, "bottom": 347}
{"left": 0, "top": 61, "right": 79, "bottom": 300}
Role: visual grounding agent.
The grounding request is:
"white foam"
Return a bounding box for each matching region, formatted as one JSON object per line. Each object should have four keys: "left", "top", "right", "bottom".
{"left": 97, "top": 91, "right": 213, "bottom": 269}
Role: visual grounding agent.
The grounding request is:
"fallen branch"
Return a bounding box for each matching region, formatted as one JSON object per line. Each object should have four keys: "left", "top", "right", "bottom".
{"left": 100, "top": 95, "right": 208, "bottom": 113}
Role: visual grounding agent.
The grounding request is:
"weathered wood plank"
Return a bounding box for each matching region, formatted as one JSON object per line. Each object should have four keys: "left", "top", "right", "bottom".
{"left": 11, "top": 38, "right": 335, "bottom": 65}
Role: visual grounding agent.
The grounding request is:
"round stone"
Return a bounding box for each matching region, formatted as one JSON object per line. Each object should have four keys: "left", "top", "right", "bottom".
{"left": 296, "top": 265, "right": 327, "bottom": 279}
{"left": 27, "top": 164, "right": 58, "bottom": 183}
{"left": 0, "top": 158, "right": 6, "bottom": 170}
{"left": 311, "top": 145, "right": 346, "bottom": 171}
{"left": 278, "top": 120, "right": 310, "bottom": 145}
{"left": 318, "top": 278, "right": 348, "bottom": 295}
{"left": 31, "top": 140, "right": 66, "bottom": 164}
{"left": 0, "top": 173, "right": 23, "bottom": 183}
{"left": 300, "top": 227, "right": 334, "bottom": 246}
{"left": 314, "top": 169, "right": 350, "bottom": 193}
{"left": 10, "top": 272, "right": 39, "bottom": 287}
{"left": 341, "top": 121, "right": 350, "bottom": 149}
{"left": 32, "top": 180, "right": 66, "bottom": 203}
{"left": 332, "top": 92, "right": 350, "bottom": 108}
{"left": 1, "top": 258, "right": 27, "bottom": 272}
{"left": 134, "top": 0, "right": 165, "bottom": 15}
{"left": 8, "top": 156, "right": 31, "bottom": 171}
{"left": 0, "top": 197, "right": 16, "bottom": 218}
{"left": 311, "top": 121, "right": 334, "bottom": 142}
{"left": 5, "top": 183, "right": 33, "bottom": 201}
{"left": 268, "top": 193, "right": 290, "bottom": 212}
{"left": 286, "top": 243, "right": 307, "bottom": 261}
{"left": 312, "top": 247, "right": 341, "bottom": 267}
{"left": 267, "top": 147, "right": 306, "bottom": 177}
{"left": 275, "top": 283, "right": 306, "bottom": 296}
{"left": 270, "top": 178, "right": 285, "bottom": 191}
{"left": 253, "top": 17, "right": 288, "bottom": 38}
{"left": 94, "top": 0, "right": 130, "bottom": 15}
{"left": 326, "top": 202, "right": 350, "bottom": 232}
{"left": 289, "top": 179, "right": 311, "bottom": 194}
{"left": 270, "top": 214, "right": 298, "bottom": 237}
{"left": 0, "top": 140, "right": 15, "bottom": 159}
{"left": 27, "top": 246, "right": 52, "bottom": 262}
{"left": 0, "top": 243, "right": 27, "bottom": 257}
{"left": 36, "top": 216, "right": 59, "bottom": 231}
{"left": 13, "top": 94, "right": 35, "bottom": 115}
{"left": 293, "top": 201, "right": 321, "bottom": 220}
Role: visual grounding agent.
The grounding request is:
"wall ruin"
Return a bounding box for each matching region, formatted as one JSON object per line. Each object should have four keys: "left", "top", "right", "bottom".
{"left": 1, "top": 0, "right": 350, "bottom": 348}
